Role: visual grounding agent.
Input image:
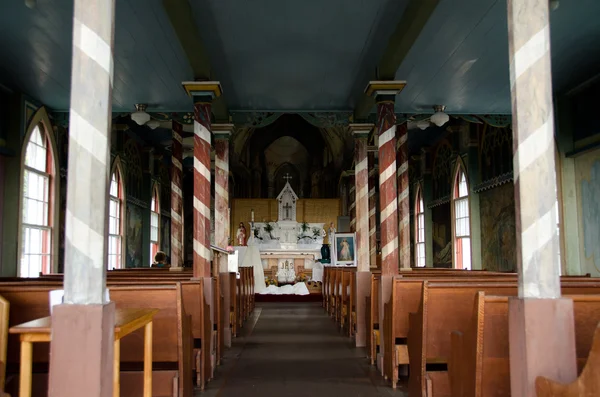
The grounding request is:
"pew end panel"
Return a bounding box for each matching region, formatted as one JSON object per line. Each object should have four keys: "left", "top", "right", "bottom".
{"left": 536, "top": 323, "right": 600, "bottom": 397}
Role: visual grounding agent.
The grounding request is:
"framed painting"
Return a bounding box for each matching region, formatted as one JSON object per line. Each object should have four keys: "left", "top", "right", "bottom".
{"left": 331, "top": 232, "right": 357, "bottom": 266}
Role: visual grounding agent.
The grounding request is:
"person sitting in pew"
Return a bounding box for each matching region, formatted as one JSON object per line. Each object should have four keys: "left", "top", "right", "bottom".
{"left": 152, "top": 251, "right": 169, "bottom": 268}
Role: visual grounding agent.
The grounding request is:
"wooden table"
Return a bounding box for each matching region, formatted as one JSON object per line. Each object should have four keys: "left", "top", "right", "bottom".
{"left": 9, "top": 308, "right": 159, "bottom": 397}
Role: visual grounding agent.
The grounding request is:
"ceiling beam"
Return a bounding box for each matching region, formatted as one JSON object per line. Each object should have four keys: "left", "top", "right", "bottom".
{"left": 162, "top": 0, "right": 229, "bottom": 122}
{"left": 354, "top": 0, "right": 440, "bottom": 121}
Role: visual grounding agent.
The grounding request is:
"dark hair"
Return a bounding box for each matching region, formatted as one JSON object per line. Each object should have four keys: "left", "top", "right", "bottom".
{"left": 154, "top": 251, "right": 167, "bottom": 263}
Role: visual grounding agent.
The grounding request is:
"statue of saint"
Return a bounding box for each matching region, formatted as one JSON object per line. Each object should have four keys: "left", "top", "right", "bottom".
{"left": 236, "top": 222, "right": 247, "bottom": 246}
{"left": 328, "top": 222, "right": 336, "bottom": 246}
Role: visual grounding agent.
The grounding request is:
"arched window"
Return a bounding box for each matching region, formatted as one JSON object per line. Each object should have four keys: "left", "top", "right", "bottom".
{"left": 415, "top": 186, "right": 426, "bottom": 267}
{"left": 453, "top": 165, "right": 471, "bottom": 270}
{"left": 108, "top": 166, "right": 124, "bottom": 269}
{"left": 20, "top": 125, "right": 56, "bottom": 277}
{"left": 150, "top": 185, "right": 160, "bottom": 264}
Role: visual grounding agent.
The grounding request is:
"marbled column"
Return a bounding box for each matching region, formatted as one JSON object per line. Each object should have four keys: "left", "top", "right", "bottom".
{"left": 507, "top": 1, "right": 576, "bottom": 395}
{"left": 213, "top": 125, "right": 232, "bottom": 248}
{"left": 63, "top": 0, "right": 115, "bottom": 304}
{"left": 192, "top": 100, "right": 213, "bottom": 278}
{"left": 50, "top": 1, "right": 116, "bottom": 396}
{"left": 349, "top": 180, "right": 356, "bottom": 232}
{"left": 508, "top": 0, "right": 560, "bottom": 299}
{"left": 170, "top": 121, "right": 184, "bottom": 269}
{"left": 351, "top": 126, "right": 372, "bottom": 271}
{"left": 368, "top": 152, "right": 378, "bottom": 267}
{"left": 396, "top": 122, "right": 410, "bottom": 269}
{"left": 377, "top": 100, "right": 399, "bottom": 275}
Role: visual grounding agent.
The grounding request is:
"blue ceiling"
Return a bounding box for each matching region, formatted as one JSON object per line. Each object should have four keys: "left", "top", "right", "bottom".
{"left": 189, "top": 0, "right": 409, "bottom": 111}
{"left": 394, "top": 0, "right": 600, "bottom": 115}
{"left": 0, "top": 0, "right": 193, "bottom": 112}
{"left": 0, "top": 0, "right": 598, "bottom": 116}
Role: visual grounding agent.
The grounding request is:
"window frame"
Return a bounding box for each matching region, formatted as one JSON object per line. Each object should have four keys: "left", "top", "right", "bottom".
{"left": 452, "top": 159, "right": 472, "bottom": 270}
{"left": 414, "top": 184, "right": 426, "bottom": 268}
{"left": 108, "top": 159, "right": 125, "bottom": 270}
{"left": 18, "top": 110, "right": 59, "bottom": 278}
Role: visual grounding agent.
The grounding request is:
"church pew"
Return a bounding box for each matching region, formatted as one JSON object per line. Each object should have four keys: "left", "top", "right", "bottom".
{"left": 0, "top": 279, "right": 214, "bottom": 392}
{"left": 406, "top": 281, "right": 600, "bottom": 397}
{"left": 450, "top": 292, "right": 600, "bottom": 397}
{"left": 366, "top": 272, "right": 381, "bottom": 366}
{"left": 340, "top": 268, "right": 355, "bottom": 334}
{"left": 536, "top": 323, "right": 600, "bottom": 397}
{"left": 229, "top": 273, "right": 238, "bottom": 337}
{"left": 0, "top": 296, "right": 9, "bottom": 397}
{"left": 0, "top": 283, "right": 194, "bottom": 397}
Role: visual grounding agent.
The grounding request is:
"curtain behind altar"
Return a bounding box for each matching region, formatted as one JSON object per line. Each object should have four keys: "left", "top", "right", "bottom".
{"left": 240, "top": 245, "right": 266, "bottom": 293}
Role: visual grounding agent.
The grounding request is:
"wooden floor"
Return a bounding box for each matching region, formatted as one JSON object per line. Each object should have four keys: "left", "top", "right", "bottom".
{"left": 200, "top": 303, "right": 402, "bottom": 396}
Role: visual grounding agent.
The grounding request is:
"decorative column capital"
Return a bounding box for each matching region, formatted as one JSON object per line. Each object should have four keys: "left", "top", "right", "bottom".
{"left": 349, "top": 123, "right": 374, "bottom": 139}
{"left": 364, "top": 80, "right": 407, "bottom": 101}
{"left": 212, "top": 123, "right": 234, "bottom": 140}
{"left": 181, "top": 81, "right": 223, "bottom": 100}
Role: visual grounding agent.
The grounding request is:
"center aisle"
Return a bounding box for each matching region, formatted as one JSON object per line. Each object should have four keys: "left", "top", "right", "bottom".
{"left": 204, "top": 302, "right": 398, "bottom": 397}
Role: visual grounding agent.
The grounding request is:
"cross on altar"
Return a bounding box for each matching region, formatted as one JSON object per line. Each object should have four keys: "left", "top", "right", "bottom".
{"left": 283, "top": 173, "right": 292, "bottom": 182}
{"left": 283, "top": 202, "right": 292, "bottom": 219}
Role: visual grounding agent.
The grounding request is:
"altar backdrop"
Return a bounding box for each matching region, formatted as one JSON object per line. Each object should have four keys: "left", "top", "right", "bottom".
{"left": 231, "top": 199, "right": 340, "bottom": 243}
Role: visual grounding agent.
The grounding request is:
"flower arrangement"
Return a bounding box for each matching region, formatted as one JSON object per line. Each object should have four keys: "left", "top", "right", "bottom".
{"left": 296, "top": 272, "right": 308, "bottom": 283}
{"left": 265, "top": 277, "right": 278, "bottom": 286}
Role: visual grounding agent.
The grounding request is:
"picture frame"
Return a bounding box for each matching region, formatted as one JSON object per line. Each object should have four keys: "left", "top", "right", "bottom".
{"left": 331, "top": 232, "right": 357, "bottom": 266}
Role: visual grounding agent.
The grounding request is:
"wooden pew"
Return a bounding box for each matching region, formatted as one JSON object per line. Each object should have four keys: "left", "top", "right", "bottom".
{"left": 366, "top": 272, "right": 380, "bottom": 366}
{"left": 407, "top": 280, "right": 600, "bottom": 397}
{"left": 450, "top": 292, "right": 600, "bottom": 397}
{"left": 536, "top": 323, "right": 600, "bottom": 397}
{"left": 0, "top": 277, "right": 218, "bottom": 390}
{"left": 0, "top": 296, "right": 8, "bottom": 397}
{"left": 0, "top": 283, "right": 193, "bottom": 397}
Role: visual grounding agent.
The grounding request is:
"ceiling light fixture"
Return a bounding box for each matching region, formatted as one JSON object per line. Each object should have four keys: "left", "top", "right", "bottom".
{"left": 430, "top": 105, "right": 449, "bottom": 127}
{"left": 549, "top": 0, "right": 559, "bottom": 11}
{"left": 25, "top": 0, "right": 36, "bottom": 9}
{"left": 146, "top": 120, "right": 160, "bottom": 130}
{"left": 131, "top": 104, "right": 150, "bottom": 125}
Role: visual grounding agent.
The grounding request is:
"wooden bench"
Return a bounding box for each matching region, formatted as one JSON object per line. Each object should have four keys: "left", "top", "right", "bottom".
{"left": 0, "top": 296, "right": 8, "bottom": 397}
{"left": 450, "top": 292, "right": 600, "bottom": 397}
{"left": 0, "top": 283, "right": 193, "bottom": 397}
{"left": 366, "top": 272, "right": 380, "bottom": 366}
{"left": 536, "top": 322, "right": 600, "bottom": 397}
{"left": 407, "top": 280, "right": 600, "bottom": 397}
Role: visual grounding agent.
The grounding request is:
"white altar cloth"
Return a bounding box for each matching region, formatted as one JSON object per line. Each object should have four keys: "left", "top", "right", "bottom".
{"left": 259, "top": 282, "right": 310, "bottom": 296}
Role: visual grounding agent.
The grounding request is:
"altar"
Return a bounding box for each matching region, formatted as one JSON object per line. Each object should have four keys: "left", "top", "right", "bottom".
{"left": 233, "top": 178, "right": 326, "bottom": 294}
{"left": 248, "top": 179, "right": 324, "bottom": 280}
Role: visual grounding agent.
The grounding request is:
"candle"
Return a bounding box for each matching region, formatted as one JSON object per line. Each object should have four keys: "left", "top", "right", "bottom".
{"left": 251, "top": 209, "right": 254, "bottom": 222}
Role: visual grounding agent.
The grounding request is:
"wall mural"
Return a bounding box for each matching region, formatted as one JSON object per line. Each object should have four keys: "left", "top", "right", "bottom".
{"left": 161, "top": 215, "right": 170, "bottom": 258}
{"left": 124, "top": 138, "right": 143, "bottom": 200}
{"left": 579, "top": 158, "right": 600, "bottom": 274}
{"left": 432, "top": 141, "right": 453, "bottom": 203}
{"left": 479, "top": 183, "right": 516, "bottom": 271}
{"left": 432, "top": 203, "right": 452, "bottom": 268}
{"left": 126, "top": 204, "right": 143, "bottom": 268}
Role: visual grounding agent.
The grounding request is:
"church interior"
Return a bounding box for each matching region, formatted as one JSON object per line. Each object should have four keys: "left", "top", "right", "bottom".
{"left": 0, "top": 0, "right": 600, "bottom": 396}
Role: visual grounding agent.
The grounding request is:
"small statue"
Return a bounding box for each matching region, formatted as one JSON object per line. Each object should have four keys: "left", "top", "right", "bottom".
{"left": 328, "top": 222, "right": 336, "bottom": 246}
{"left": 236, "top": 222, "right": 247, "bottom": 246}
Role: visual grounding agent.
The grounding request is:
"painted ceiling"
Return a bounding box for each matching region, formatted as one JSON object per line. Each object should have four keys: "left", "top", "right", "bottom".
{"left": 0, "top": 0, "right": 598, "bottom": 118}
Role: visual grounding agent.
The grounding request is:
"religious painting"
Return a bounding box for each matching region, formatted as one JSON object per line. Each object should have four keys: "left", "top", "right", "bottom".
{"left": 331, "top": 232, "right": 356, "bottom": 266}
{"left": 575, "top": 150, "right": 600, "bottom": 276}
{"left": 161, "top": 216, "right": 170, "bottom": 259}
{"left": 126, "top": 204, "right": 143, "bottom": 268}
{"left": 479, "top": 183, "right": 516, "bottom": 272}
{"left": 431, "top": 203, "right": 452, "bottom": 268}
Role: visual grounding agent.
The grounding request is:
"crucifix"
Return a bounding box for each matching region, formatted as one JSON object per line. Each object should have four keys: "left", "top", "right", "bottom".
{"left": 283, "top": 173, "right": 292, "bottom": 183}
{"left": 283, "top": 202, "right": 292, "bottom": 220}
